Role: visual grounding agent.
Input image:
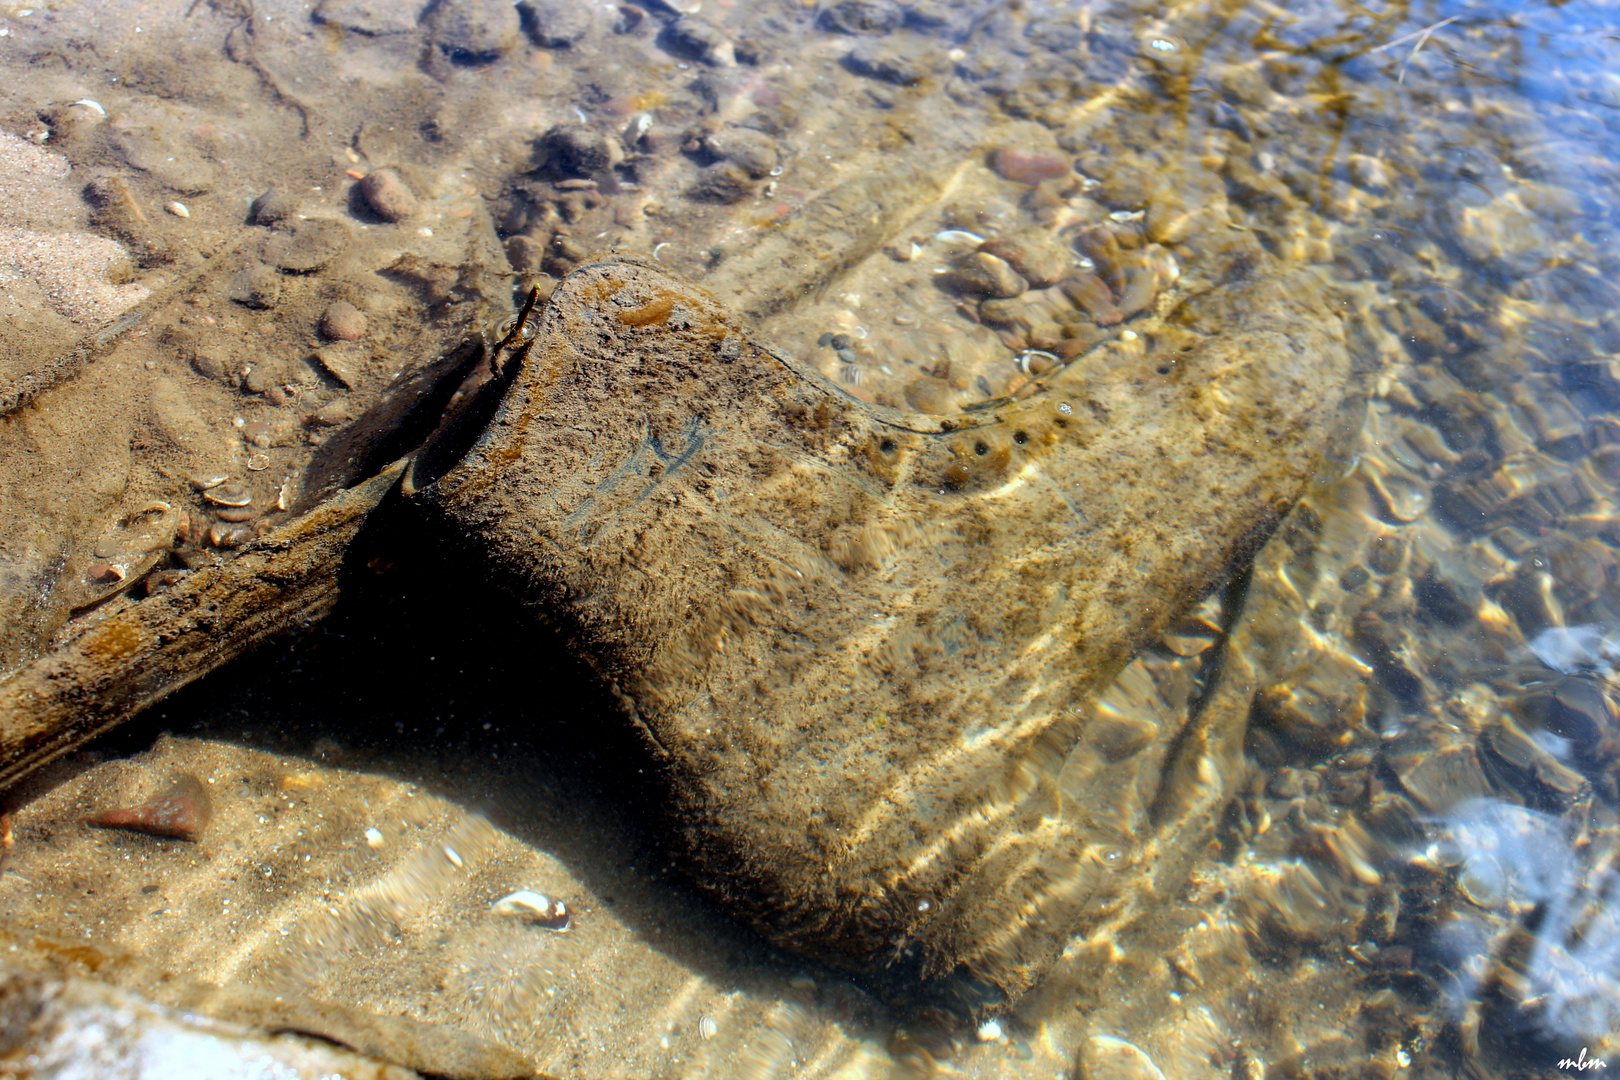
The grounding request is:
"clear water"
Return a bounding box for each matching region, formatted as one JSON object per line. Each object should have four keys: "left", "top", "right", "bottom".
{"left": 0, "top": 0, "right": 1617, "bottom": 1077}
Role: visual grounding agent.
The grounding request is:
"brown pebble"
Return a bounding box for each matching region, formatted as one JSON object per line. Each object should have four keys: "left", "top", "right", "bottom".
{"left": 991, "top": 147, "right": 1071, "bottom": 185}
{"left": 979, "top": 230, "right": 1073, "bottom": 288}
{"left": 1059, "top": 272, "right": 1123, "bottom": 326}
{"left": 320, "top": 300, "right": 368, "bottom": 341}
{"left": 208, "top": 523, "right": 255, "bottom": 548}
{"left": 357, "top": 168, "right": 417, "bottom": 223}
{"left": 1114, "top": 268, "right": 1160, "bottom": 319}
{"left": 950, "top": 252, "right": 1027, "bottom": 299}
{"left": 88, "top": 775, "right": 213, "bottom": 841}
{"left": 309, "top": 400, "right": 354, "bottom": 428}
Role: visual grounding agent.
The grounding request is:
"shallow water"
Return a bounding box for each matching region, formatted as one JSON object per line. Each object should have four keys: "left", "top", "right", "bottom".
{"left": 0, "top": 0, "right": 1617, "bottom": 1077}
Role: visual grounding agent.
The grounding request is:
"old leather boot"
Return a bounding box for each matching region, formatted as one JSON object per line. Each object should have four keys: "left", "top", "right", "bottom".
{"left": 406, "top": 250, "right": 1354, "bottom": 1009}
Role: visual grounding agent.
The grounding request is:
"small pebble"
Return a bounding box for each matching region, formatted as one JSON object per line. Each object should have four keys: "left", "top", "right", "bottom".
{"left": 538, "top": 124, "right": 615, "bottom": 178}
{"left": 992, "top": 147, "right": 1071, "bottom": 185}
{"left": 357, "top": 168, "right": 417, "bottom": 223}
{"left": 312, "top": 347, "right": 359, "bottom": 389}
{"left": 819, "top": 0, "right": 901, "bottom": 34}
{"left": 249, "top": 188, "right": 299, "bottom": 227}
{"left": 364, "top": 827, "right": 384, "bottom": 848}
{"left": 518, "top": 0, "right": 595, "bottom": 47}
{"left": 664, "top": 14, "right": 736, "bottom": 67}
{"left": 309, "top": 400, "right": 353, "bottom": 428}
{"left": 320, "top": 301, "right": 368, "bottom": 341}
{"left": 165, "top": 201, "right": 190, "bottom": 218}
{"left": 87, "top": 775, "right": 213, "bottom": 841}
{"left": 208, "top": 523, "right": 255, "bottom": 548}
{"left": 687, "top": 162, "right": 754, "bottom": 204}
{"left": 228, "top": 262, "right": 281, "bottom": 309}
{"left": 702, "top": 127, "right": 779, "bottom": 180}
{"left": 950, "top": 251, "right": 1027, "bottom": 299}
{"left": 980, "top": 230, "right": 1073, "bottom": 288}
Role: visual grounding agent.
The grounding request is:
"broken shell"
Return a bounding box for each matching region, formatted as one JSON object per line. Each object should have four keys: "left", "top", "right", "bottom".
{"left": 491, "top": 889, "right": 571, "bottom": 931}
{"left": 165, "top": 201, "right": 190, "bottom": 218}
{"left": 202, "top": 482, "right": 253, "bottom": 508}
{"left": 697, "top": 1015, "right": 718, "bottom": 1040}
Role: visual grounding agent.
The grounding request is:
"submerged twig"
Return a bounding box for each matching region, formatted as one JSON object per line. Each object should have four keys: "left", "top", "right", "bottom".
{"left": 1368, "top": 15, "right": 1462, "bottom": 83}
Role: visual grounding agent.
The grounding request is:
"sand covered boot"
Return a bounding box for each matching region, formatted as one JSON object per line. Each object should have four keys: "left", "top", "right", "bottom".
{"left": 406, "top": 250, "right": 1355, "bottom": 1008}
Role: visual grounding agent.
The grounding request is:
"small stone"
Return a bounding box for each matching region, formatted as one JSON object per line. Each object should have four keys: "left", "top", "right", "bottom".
{"left": 1060, "top": 272, "right": 1122, "bottom": 326}
{"left": 979, "top": 229, "right": 1072, "bottom": 288}
{"left": 88, "top": 775, "right": 213, "bottom": 841}
{"left": 687, "top": 162, "right": 754, "bottom": 204}
{"left": 701, "top": 127, "right": 779, "bottom": 180}
{"left": 244, "top": 360, "right": 289, "bottom": 395}
{"left": 662, "top": 15, "right": 736, "bottom": 67}
{"left": 991, "top": 147, "right": 1071, "bottom": 185}
{"left": 518, "top": 0, "right": 594, "bottom": 47}
{"left": 427, "top": 0, "right": 522, "bottom": 62}
{"left": 319, "top": 300, "right": 368, "bottom": 341}
{"left": 950, "top": 251, "right": 1027, "bottom": 299}
{"left": 1348, "top": 153, "right": 1391, "bottom": 192}
{"left": 249, "top": 188, "right": 299, "bottom": 227}
{"left": 266, "top": 219, "right": 350, "bottom": 273}
{"left": 845, "top": 41, "right": 925, "bottom": 86}
{"left": 313, "top": 0, "right": 418, "bottom": 35}
{"left": 191, "top": 349, "right": 232, "bottom": 383}
{"left": 228, "top": 262, "right": 281, "bottom": 309}
{"left": 537, "top": 124, "right": 615, "bottom": 178}
{"left": 309, "top": 399, "right": 354, "bottom": 428}
{"left": 977, "top": 297, "right": 1028, "bottom": 329}
{"left": 312, "top": 347, "right": 360, "bottom": 388}
{"left": 505, "top": 234, "right": 546, "bottom": 274}
{"left": 819, "top": 0, "right": 902, "bottom": 35}
{"left": 208, "top": 523, "right": 255, "bottom": 548}
{"left": 357, "top": 168, "right": 417, "bottom": 223}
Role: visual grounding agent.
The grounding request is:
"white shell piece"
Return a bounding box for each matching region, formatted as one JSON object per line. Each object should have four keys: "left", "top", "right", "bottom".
{"left": 697, "top": 1015, "right": 718, "bottom": 1040}
{"left": 492, "top": 889, "right": 571, "bottom": 930}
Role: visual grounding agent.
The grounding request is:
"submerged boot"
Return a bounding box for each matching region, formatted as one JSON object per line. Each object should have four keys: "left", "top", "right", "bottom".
{"left": 406, "top": 251, "right": 1354, "bottom": 1008}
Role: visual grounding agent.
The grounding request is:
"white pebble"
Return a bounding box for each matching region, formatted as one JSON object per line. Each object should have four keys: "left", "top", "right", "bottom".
{"left": 165, "top": 201, "right": 190, "bottom": 218}
{"left": 977, "top": 1018, "right": 1004, "bottom": 1042}
{"left": 443, "top": 845, "right": 463, "bottom": 868}
{"left": 364, "top": 827, "right": 383, "bottom": 848}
